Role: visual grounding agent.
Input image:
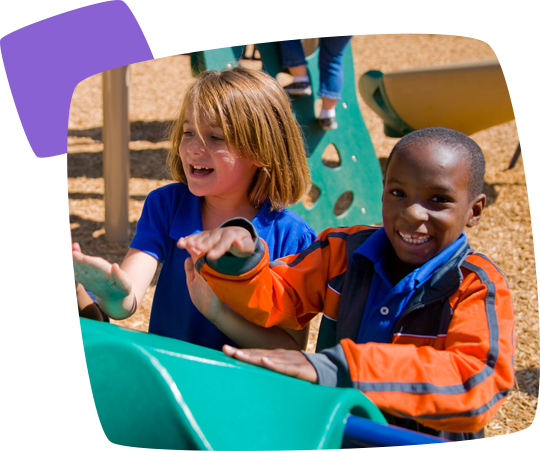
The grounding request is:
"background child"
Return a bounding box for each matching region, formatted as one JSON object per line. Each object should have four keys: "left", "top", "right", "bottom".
{"left": 279, "top": 36, "right": 353, "bottom": 130}
{"left": 73, "top": 66, "right": 317, "bottom": 351}
{"left": 180, "top": 127, "right": 516, "bottom": 440}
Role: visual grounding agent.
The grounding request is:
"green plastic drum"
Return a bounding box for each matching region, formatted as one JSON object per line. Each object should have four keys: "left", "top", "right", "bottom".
{"left": 81, "top": 318, "right": 386, "bottom": 449}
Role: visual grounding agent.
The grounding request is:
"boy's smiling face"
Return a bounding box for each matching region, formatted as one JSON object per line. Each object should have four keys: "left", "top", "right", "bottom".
{"left": 382, "top": 141, "right": 486, "bottom": 267}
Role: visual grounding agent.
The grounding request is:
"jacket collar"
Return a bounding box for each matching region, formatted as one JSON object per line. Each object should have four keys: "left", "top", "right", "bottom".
{"left": 403, "top": 237, "right": 473, "bottom": 314}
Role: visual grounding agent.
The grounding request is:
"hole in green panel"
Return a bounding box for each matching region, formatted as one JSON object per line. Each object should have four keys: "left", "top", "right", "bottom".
{"left": 322, "top": 144, "right": 341, "bottom": 168}
{"left": 302, "top": 183, "right": 321, "bottom": 210}
{"left": 334, "top": 191, "right": 353, "bottom": 217}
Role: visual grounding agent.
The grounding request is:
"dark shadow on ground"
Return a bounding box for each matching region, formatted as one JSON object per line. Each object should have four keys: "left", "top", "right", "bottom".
{"left": 515, "top": 368, "right": 540, "bottom": 397}
{"left": 68, "top": 193, "right": 148, "bottom": 201}
{"left": 482, "top": 182, "right": 499, "bottom": 207}
{"left": 68, "top": 120, "right": 175, "bottom": 143}
{"left": 68, "top": 148, "right": 173, "bottom": 180}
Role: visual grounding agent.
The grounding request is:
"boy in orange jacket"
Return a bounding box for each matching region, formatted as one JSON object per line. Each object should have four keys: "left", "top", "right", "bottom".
{"left": 179, "top": 127, "right": 515, "bottom": 440}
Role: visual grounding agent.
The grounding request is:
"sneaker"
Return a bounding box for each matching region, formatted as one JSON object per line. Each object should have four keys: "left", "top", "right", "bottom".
{"left": 283, "top": 81, "right": 312, "bottom": 96}
{"left": 319, "top": 117, "right": 338, "bottom": 131}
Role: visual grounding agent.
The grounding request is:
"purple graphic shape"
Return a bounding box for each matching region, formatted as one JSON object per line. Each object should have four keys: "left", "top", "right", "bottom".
{"left": 0, "top": 0, "right": 176, "bottom": 164}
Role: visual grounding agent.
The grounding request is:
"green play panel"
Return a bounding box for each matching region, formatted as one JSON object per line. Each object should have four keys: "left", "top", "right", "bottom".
{"left": 190, "top": 42, "right": 383, "bottom": 233}
{"left": 81, "top": 318, "right": 385, "bottom": 449}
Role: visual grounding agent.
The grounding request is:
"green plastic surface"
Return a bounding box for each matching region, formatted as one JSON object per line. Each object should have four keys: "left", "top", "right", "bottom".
{"left": 82, "top": 318, "right": 386, "bottom": 449}
{"left": 190, "top": 42, "right": 383, "bottom": 232}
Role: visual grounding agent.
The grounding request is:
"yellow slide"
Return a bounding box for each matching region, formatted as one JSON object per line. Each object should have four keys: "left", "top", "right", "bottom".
{"left": 359, "top": 58, "right": 514, "bottom": 138}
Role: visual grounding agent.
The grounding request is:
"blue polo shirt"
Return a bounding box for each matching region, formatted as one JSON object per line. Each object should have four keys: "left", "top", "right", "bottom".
{"left": 130, "top": 183, "right": 317, "bottom": 350}
{"left": 353, "top": 228, "right": 467, "bottom": 344}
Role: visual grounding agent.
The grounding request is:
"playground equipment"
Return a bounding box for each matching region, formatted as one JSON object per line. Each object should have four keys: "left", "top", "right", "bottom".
{"left": 81, "top": 318, "right": 448, "bottom": 449}
{"left": 359, "top": 60, "right": 540, "bottom": 138}
{"left": 192, "top": 41, "right": 383, "bottom": 232}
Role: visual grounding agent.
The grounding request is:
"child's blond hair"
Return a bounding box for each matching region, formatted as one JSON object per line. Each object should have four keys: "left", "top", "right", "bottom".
{"left": 167, "top": 66, "right": 311, "bottom": 210}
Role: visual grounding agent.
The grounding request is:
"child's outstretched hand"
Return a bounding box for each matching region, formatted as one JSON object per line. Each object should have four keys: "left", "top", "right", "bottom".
{"left": 222, "top": 345, "right": 318, "bottom": 383}
{"left": 178, "top": 226, "right": 255, "bottom": 261}
{"left": 72, "top": 242, "right": 132, "bottom": 303}
{"left": 185, "top": 256, "right": 224, "bottom": 322}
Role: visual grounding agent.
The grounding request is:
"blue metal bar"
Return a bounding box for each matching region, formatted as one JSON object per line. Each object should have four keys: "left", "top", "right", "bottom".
{"left": 343, "top": 415, "right": 450, "bottom": 447}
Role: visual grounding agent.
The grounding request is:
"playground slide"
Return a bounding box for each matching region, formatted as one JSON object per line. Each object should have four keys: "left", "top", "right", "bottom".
{"left": 359, "top": 58, "right": 514, "bottom": 137}
{"left": 81, "top": 318, "right": 385, "bottom": 449}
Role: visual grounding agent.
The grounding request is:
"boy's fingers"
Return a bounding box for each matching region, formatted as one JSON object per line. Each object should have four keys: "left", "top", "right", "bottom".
{"left": 207, "top": 230, "right": 252, "bottom": 259}
{"left": 206, "top": 238, "right": 235, "bottom": 260}
{"left": 72, "top": 242, "right": 81, "bottom": 253}
{"left": 222, "top": 344, "right": 238, "bottom": 357}
{"left": 232, "top": 235, "right": 256, "bottom": 258}
{"left": 222, "top": 346, "right": 316, "bottom": 382}
{"left": 180, "top": 228, "right": 254, "bottom": 260}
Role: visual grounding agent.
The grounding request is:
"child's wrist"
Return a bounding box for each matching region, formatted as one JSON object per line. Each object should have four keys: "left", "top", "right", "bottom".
{"left": 96, "top": 292, "right": 135, "bottom": 319}
{"left": 208, "top": 301, "right": 229, "bottom": 325}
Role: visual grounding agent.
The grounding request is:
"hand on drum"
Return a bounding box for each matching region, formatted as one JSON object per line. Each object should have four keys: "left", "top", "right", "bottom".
{"left": 222, "top": 345, "right": 318, "bottom": 383}
{"left": 178, "top": 226, "right": 255, "bottom": 261}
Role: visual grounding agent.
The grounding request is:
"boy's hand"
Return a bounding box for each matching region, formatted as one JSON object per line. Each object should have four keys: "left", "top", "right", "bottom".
{"left": 177, "top": 226, "right": 255, "bottom": 261}
{"left": 185, "top": 256, "right": 224, "bottom": 322}
{"left": 73, "top": 243, "right": 132, "bottom": 302}
{"left": 222, "top": 345, "right": 318, "bottom": 383}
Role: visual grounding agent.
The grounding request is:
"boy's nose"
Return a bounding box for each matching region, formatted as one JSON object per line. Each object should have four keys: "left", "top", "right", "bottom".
{"left": 402, "top": 202, "right": 429, "bottom": 222}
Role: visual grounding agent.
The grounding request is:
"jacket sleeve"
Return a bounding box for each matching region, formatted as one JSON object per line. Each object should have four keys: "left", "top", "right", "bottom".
{"left": 313, "top": 254, "right": 515, "bottom": 433}
{"left": 196, "top": 221, "right": 355, "bottom": 330}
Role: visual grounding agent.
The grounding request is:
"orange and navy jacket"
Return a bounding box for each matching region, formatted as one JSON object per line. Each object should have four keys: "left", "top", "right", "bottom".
{"left": 196, "top": 219, "right": 516, "bottom": 437}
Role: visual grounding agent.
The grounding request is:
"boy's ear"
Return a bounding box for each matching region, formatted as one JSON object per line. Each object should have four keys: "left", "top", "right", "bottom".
{"left": 466, "top": 193, "right": 487, "bottom": 227}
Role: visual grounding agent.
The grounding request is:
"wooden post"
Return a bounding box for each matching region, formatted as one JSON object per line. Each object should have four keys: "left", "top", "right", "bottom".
{"left": 102, "top": 66, "right": 130, "bottom": 243}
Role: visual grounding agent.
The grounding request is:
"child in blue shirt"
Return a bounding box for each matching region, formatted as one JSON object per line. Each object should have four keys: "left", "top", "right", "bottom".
{"left": 73, "top": 67, "right": 316, "bottom": 351}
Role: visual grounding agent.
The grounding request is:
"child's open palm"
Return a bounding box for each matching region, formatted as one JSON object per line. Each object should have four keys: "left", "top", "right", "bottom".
{"left": 72, "top": 242, "right": 132, "bottom": 303}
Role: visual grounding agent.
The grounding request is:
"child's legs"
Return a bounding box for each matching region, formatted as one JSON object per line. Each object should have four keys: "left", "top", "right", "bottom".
{"left": 317, "top": 36, "right": 353, "bottom": 101}
{"left": 279, "top": 40, "right": 307, "bottom": 69}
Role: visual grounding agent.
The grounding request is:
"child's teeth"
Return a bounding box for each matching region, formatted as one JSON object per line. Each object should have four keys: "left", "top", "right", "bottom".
{"left": 399, "top": 232, "right": 430, "bottom": 244}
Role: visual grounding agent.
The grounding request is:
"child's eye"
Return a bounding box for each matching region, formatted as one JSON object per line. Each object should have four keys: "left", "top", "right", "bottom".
{"left": 431, "top": 196, "right": 450, "bottom": 203}
{"left": 390, "top": 189, "right": 405, "bottom": 197}
{"left": 210, "top": 135, "right": 225, "bottom": 142}
{"left": 182, "top": 131, "right": 195, "bottom": 138}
